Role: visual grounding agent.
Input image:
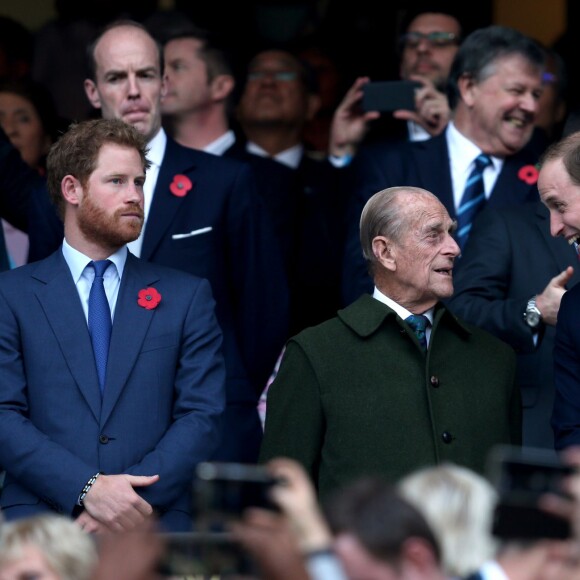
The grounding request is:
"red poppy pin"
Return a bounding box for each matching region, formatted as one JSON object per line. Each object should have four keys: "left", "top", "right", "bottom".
{"left": 169, "top": 174, "right": 193, "bottom": 197}
{"left": 138, "top": 287, "right": 162, "bottom": 310}
{"left": 518, "top": 164, "right": 539, "bottom": 185}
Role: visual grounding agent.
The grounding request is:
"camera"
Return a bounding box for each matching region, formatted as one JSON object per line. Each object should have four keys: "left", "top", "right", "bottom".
{"left": 487, "top": 445, "right": 574, "bottom": 540}
{"left": 361, "top": 80, "right": 422, "bottom": 112}
{"left": 194, "top": 462, "right": 282, "bottom": 523}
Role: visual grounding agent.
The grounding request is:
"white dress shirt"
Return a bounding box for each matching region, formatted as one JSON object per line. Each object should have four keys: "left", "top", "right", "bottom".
{"left": 373, "top": 286, "right": 434, "bottom": 345}
{"left": 246, "top": 140, "right": 303, "bottom": 169}
{"left": 203, "top": 129, "right": 236, "bottom": 156}
{"left": 446, "top": 122, "right": 504, "bottom": 212}
{"left": 61, "top": 239, "right": 127, "bottom": 323}
{"left": 127, "top": 128, "right": 166, "bottom": 257}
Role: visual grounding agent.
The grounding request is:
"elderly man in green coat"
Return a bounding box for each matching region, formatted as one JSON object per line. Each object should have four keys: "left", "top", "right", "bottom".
{"left": 260, "top": 186, "right": 521, "bottom": 497}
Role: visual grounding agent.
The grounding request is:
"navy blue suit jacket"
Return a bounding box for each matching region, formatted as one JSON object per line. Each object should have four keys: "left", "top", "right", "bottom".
{"left": 0, "top": 251, "right": 226, "bottom": 530}
{"left": 341, "top": 132, "right": 541, "bottom": 305}
{"left": 552, "top": 283, "right": 580, "bottom": 449}
{"left": 449, "top": 202, "right": 580, "bottom": 449}
{"left": 27, "top": 136, "right": 290, "bottom": 462}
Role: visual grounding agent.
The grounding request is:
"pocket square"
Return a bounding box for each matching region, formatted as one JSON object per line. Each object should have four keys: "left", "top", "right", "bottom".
{"left": 171, "top": 227, "right": 213, "bottom": 240}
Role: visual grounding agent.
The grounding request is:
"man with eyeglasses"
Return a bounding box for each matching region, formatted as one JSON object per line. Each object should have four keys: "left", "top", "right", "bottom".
{"left": 236, "top": 48, "right": 349, "bottom": 334}
{"left": 329, "top": 8, "right": 463, "bottom": 153}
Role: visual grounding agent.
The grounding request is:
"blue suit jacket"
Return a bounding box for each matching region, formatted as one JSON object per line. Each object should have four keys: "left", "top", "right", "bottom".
{"left": 449, "top": 202, "right": 580, "bottom": 449}
{"left": 552, "top": 283, "right": 580, "bottom": 449}
{"left": 0, "top": 250, "right": 226, "bottom": 530}
{"left": 341, "top": 133, "right": 541, "bottom": 305}
{"left": 27, "top": 135, "right": 290, "bottom": 462}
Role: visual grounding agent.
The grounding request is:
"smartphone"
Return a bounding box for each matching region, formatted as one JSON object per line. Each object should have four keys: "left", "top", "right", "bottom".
{"left": 361, "top": 80, "right": 422, "bottom": 112}
{"left": 487, "top": 445, "right": 574, "bottom": 540}
{"left": 194, "top": 462, "right": 281, "bottom": 524}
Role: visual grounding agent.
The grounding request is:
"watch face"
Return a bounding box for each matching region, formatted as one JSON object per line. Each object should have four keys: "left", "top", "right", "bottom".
{"left": 526, "top": 310, "right": 541, "bottom": 327}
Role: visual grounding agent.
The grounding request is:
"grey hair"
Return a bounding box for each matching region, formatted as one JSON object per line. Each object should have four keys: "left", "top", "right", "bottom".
{"left": 359, "top": 186, "right": 439, "bottom": 272}
{"left": 399, "top": 463, "right": 498, "bottom": 577}
{"left": 0, "top": 515, "right": 98, "bottom": 580}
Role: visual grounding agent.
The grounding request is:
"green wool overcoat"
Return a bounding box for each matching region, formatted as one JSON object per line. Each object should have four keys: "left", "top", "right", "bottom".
{"left": 260, "top": 294, "right": 521, "bottom": 497}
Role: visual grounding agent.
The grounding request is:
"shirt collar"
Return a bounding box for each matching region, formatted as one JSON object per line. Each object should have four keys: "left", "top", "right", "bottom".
{"left": 479, "top": 560, "right": 510, "bottom": 580}
{"left": 372, "top": 286, "right": 434, "bottom": 325}
{"left": 204, "top": 130, "right": 236, "bottom": 155}
{"left": 62, "top": 238, "right": 128, "bottom": 283}
{"left": 446, "top": 121, "right": 503, "bottom": 175}
{"left": 146, "top": 128, "right": 167, "bottom": 168}
{"left": 246, "top": 140, "right": 303, "bottom": 169}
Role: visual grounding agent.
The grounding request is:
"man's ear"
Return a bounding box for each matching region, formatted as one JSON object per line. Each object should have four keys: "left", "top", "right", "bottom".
{"left": 61, "top": 175, "right": 83, "bottom": 206}
{"left": 84, "top": 79, "right": 102, "bottom": 110}
{"left": 400, "top": 537, "right": 440, "bottom": 575}
{"left": 457, "top": 73, "right": 478, "bottom": 108}
{"left": 211, "top": 74, "right": 235, "bottom": 101}
{"left": 372, "top": 236, "right": 396, "bottom": 272}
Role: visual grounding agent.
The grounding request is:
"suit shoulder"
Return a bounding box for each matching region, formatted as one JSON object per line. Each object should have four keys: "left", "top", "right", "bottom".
{"left": 132, "top": 257, "right": 209, "bottom": 288}
{"left": 167, "top": 138, "right": 251, "bottom": 173}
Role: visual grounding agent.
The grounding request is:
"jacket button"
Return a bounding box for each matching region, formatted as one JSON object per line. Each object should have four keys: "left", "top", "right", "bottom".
{"left": 430, "top": 375, "right": 439, "bottom": 388}
{"left": 99, "top": 434, "right": 109, "bottom": 444}
{"left": 441, "top": 431, "right": 453, "bottom": 444}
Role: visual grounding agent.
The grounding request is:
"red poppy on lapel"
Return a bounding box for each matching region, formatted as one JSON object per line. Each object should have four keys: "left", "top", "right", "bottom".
{"left": 169, "top": 174, "right": 193, "bottom": 197}
{"left": 138, "top": 287, "right": 162, "bottom": 310}
{"left": 517, "top": 164, "right": 539, "bottom": 185}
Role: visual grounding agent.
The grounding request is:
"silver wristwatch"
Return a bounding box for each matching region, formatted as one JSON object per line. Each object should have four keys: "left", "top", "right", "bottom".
{"left": 524, "top": 296, "right": 542, "bottom": 328}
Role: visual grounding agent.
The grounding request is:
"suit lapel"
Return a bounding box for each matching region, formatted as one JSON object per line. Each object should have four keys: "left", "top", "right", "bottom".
{"left": 410, "top": 135, "right": 456, "bottom": 218}
{"left": 489, "top": 153, "right": 537, "bottom": 208}
{"left": 100, "top": 254, "right": 160, "bottom": 425}
{"left": 141, "top": 138, "right": 197, "bottom": 261}
{"left": 33, "top": 251, "right": 102, "bottom": 420}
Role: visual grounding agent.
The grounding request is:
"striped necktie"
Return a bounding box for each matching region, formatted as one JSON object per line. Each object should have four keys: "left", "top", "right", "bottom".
{"left": 457, "top": 154, "right": 492, "bottom": 250}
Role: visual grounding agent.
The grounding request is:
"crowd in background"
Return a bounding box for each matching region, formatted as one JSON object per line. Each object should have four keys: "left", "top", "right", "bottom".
{"left": 2, "top": 0, "right": 580, "bottom": 578}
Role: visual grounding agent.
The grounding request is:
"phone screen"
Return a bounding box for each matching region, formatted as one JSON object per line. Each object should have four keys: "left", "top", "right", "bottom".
{"left": 361, "top": 80, "right": 422, "bottom": 112}
{"left": 487, "top": 445, "right": 573, "bottom": 540}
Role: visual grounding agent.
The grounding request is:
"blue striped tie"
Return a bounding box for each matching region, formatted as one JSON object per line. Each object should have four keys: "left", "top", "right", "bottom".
{"left": 88, "top": 260, "right": 112, "bottom": 394}
{"left": 457, "top": 154, "right": 492, "bottom": 250}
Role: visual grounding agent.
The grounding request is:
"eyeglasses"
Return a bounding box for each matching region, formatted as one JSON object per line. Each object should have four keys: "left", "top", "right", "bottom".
{"left": 247, "top": 70, "right": 299, "bottom": 82}
{"left": 400, "top": 31, "right": 460, "bottom": 49}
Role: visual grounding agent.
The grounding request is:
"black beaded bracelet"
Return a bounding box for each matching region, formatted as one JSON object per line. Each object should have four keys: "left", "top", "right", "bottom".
{"left": 78, "top": 472, "right": 101, "bottom": 506}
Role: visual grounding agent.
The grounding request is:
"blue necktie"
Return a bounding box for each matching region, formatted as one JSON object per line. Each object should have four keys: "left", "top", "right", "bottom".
{"left": 88, "top": 260, "right": 112, "bottom": 394}
{"left": 457, "top": 154, "right": 492, "bottom": 250}
{"left": 406, "top": 314, "right": 429, "bottom": 352}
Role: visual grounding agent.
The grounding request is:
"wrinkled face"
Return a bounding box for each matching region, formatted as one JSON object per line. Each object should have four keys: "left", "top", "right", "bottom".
{"left": 399, "top": 13, "right": 461, "bottom": 89}
{"left": 72, "top": 143, "right": 145, "bottom": 250}
{"left": 84, "top": 26, "right": 163, "bottom": 141}
{"left": 387, "top": 195, "right": 460, "bottom": 312}
{"left": 0, "top": 544, "right": 60, "bottom": 580}
{"left": 162, "top": 37, "right": 212, "bottom": 116}
{"left": 0, "top": 92, "right": 51, "bottom": 169}
{"left": 460, "top": 54, "right": 543, "bottom": 156}
{"left": 335, "top": 534, "right": 400, "bottom": 580}
{"left": 237, "top": 50, "right": 312, "bottom": 127}
{"left": 538, "top": 158, "right": 580, "bottom": 244}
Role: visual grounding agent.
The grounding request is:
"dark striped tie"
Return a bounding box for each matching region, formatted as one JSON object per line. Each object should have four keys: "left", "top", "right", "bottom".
{"left": 457, "top": 154, "right": 492, "bottom": 250}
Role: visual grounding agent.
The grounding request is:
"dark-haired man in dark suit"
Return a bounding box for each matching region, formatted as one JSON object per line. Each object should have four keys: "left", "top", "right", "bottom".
{"left": 342, "top": 25, "right": 546, "bottom": 305}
